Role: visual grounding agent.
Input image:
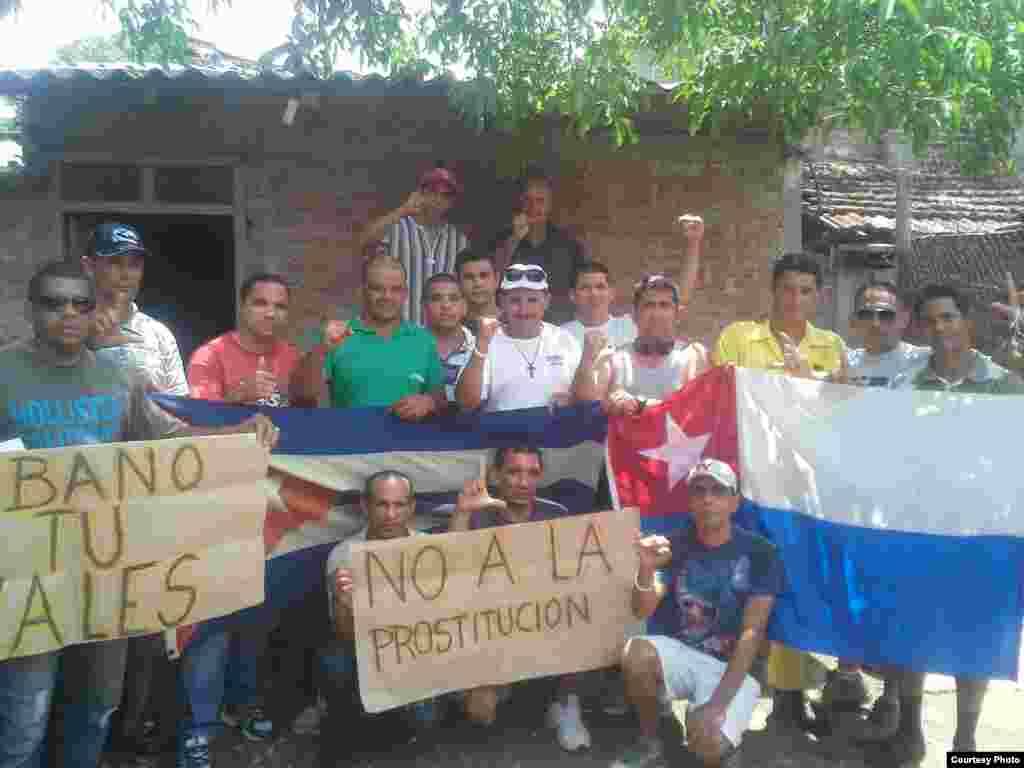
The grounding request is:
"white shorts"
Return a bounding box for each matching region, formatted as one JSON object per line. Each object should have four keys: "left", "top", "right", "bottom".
{"left": 634, "top": 635, "right": 761, "bottom": 747}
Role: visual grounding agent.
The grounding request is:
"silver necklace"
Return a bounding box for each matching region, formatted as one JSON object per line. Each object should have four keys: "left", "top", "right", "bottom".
{"left": 510, "top": 336, "right": 542, "bottom": 378}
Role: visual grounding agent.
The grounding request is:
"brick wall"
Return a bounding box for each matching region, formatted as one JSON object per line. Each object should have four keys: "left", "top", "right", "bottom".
{"left": 0, "top": 186, "right": 58, "bottom": 347}
{"left": 0, "top": 86, "right": 783, "bottom": 352}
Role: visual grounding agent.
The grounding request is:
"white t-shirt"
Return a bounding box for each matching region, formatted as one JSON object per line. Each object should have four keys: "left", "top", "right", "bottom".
{"left": 560, "top": 315, "right": 638, "bottom": 349}
{"left": 846, "top": 342, "right": 931, "bottom": 389}
{"left": 475, "top": 322, "right": 582, "bottom": 412}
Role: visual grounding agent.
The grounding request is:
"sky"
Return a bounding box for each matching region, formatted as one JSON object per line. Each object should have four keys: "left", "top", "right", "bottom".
{"left": 0, "top": 0, "right": 298, "bottom": 68}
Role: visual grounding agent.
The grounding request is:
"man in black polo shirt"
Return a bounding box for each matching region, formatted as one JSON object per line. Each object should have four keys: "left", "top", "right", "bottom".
{"left": 492, "top": 169, "right": 586, "bottom": 324}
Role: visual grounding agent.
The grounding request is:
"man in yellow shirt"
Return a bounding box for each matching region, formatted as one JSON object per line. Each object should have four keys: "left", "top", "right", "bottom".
{"left": 713, "top": 253, "right": 847, "bottom": 733}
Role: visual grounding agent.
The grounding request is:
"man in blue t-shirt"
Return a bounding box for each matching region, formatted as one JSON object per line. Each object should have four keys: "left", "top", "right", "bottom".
{"left": 611, "top": 459, "right": 783, "bottom": 768}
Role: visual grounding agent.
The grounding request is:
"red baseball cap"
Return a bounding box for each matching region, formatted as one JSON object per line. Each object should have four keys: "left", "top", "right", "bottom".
{"left": 419, "top": 167, "right": 459, "bottom": 196}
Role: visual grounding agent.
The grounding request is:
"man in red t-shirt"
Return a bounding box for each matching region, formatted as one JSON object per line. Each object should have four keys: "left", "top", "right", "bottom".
{"left": 182, "top": 273, "right": 301, "bottom": 751}
{"left": 189, "top": 272, "right": 302, "bottom": 406}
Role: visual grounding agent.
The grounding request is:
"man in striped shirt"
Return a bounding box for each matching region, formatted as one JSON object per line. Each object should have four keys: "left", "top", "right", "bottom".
{"left": 359, "top": 166, "right": 469, "bottom": 325}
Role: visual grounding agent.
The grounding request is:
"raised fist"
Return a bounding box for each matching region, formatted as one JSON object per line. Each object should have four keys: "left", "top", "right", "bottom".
{"left": 677, "top": 213, "right": 704, "bottom": 244}
{"left": 322, "top": 319, "right": 352, "bottom": 350}
{"left": 512, "top": 212, "right": 529, "bottom": 241}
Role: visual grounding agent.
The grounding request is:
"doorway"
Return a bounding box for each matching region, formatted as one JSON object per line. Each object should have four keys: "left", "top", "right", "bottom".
{"left": 67, "top": 213, "right": 236, "bottom": 365}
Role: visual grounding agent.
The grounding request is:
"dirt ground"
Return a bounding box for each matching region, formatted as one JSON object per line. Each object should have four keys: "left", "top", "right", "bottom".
{"left": 110, "top": 668, "right": 1023, "bottom": 768}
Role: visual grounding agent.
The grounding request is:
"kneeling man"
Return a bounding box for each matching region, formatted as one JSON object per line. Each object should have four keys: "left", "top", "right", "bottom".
{"left": 613, "top": 459, "right": 782, "bottom": 768}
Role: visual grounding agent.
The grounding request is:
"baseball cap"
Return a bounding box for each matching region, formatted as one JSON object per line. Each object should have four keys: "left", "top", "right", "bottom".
{"left": 89, "top": 223, "right": 147, "bottom": 259}
{"left": 500, "top": 264, "right": 549, "bottom": 292}
{"left": 419, "top": 167, "right": 459, "bottom": 196}
{"left": 686, "top": 459, "right": 738, "bottom": 493}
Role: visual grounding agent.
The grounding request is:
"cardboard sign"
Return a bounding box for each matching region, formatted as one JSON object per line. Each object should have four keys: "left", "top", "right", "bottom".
{"left": 353, "top": 508, "right": 639, "bottom": 712}
{"left": 0, "top": 434, "right": 268, "bottom": 660}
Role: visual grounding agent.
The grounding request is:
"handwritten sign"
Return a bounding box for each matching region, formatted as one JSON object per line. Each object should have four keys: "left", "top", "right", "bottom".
{"left": 352, "top": 508, "right": 639, "bottom": 712}
{"left": 0, "top": 434, "right": 269, "bottom": 660}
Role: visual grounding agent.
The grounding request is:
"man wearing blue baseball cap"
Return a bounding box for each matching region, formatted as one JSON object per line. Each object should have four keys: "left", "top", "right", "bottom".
{"left": 82, "top": 222, "right": 188, "bottom": 397}
{"left": 82, "top": 222, "right": 188, "bottom": 757}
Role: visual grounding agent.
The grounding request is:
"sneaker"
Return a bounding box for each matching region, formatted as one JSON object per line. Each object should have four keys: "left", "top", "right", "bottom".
{"left": 291, "top": 699, "right": 325, "bottom": 736}
{"left": 548, "top": 696, "right": 592, "bottom": 752}
{"left": 610, "top": 735, "right": 667, "bottom": 768}
{"left": 856, "top": 692, "right": 901, "bottom": 742}
{"left": 222, "top": 703, "right": 273, "bottom": 742}
{"left": 176, "top": 733, "right": 212, "bottom": 768}
{"left": 822, "top": 669, "right": 869, "bottom": 711}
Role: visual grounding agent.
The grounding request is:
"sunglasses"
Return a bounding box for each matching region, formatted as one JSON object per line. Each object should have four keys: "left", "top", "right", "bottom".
{"left": 33, "top": 295, "right": 96, "bottom": 313}
{"left": 856, "top": 308, "right": 897, "bottom": 322}
{"left": 504, "top": 267, "right": 547, "bottom": 283}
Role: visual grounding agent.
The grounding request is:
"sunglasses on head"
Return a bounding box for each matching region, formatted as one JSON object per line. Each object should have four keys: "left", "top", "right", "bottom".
{"left": 856, "top": 308, "right": 897, "bottom": 322}
{"left": 504, "top": 267, "right": 547, "bottom": 283}
{"left": 33, "top": 295, "right": 96, "bottom": 313}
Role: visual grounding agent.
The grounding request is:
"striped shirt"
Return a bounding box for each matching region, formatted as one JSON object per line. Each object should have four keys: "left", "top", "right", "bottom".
{"left": 386, "top": 216, "right": 468, "bottom": 325}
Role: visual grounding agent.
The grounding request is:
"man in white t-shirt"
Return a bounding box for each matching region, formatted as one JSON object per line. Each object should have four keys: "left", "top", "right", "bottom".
{"left": 321, "top": 470, "right": 438, "bottom": 762}
{"left": 560, "top": 260, "right": 637, "bottom": 348}
{"left": 846, "top": 281, "right": 930, "bottom": 389}
{"left": 456, "top": 264, "right": 582, "bottom": 412}
{"left": 573, "top": 273, "right": 710, "bottom": 414}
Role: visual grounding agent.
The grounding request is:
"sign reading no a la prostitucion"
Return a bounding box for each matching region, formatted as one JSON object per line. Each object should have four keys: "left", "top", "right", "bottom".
{"left": 0, "top": 434, "right": 268, "bottom": 661}
{"left": 353, "top": 508, "right": 640, "bottom": 712}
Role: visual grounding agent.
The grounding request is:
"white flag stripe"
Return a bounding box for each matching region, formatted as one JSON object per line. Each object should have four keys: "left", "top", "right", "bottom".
{"left": 736, "top": 368, "right": 1024, "bottom": 537}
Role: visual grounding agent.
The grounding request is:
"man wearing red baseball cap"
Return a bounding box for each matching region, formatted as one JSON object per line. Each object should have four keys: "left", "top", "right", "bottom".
{"left": 359, "top": 165, "right": 469, "bottom": 325}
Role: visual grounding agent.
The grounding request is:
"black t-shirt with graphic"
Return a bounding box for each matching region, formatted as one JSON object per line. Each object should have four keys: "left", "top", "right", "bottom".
{"left": 662, "top": 525, "right": 783, "bottom": 662}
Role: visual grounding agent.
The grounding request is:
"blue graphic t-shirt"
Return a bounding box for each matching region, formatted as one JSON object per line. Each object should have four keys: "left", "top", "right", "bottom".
{"left": 662, "top": 525, "right": 783, "bottom": 661}
{"left": 0, "top": 341, "right": 182, "bottom": 449}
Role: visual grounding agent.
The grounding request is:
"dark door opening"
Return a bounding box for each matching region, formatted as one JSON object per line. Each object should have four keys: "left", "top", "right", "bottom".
{"left": 68, "top": 213, "right": 236, "bottom": 365}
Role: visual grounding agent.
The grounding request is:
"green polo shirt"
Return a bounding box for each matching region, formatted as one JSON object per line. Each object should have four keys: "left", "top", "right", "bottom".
{"left": 910, "top": 350, "right": 1024, "bottom": 395}
{"left": 323, "top": 317, "right": 444, "bottom": 408}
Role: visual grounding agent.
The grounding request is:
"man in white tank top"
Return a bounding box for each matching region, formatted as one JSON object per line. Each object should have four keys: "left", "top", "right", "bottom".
{"left": 573, "top": 272, "right": 710, "bottom": 413}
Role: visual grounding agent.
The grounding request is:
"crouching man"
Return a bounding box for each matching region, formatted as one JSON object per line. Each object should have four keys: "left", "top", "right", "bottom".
{"left": 323, "top": 471, "right": 444, "bottom": 762}
{"left": 612, "top": 459, "right": 782, "bottom": 768}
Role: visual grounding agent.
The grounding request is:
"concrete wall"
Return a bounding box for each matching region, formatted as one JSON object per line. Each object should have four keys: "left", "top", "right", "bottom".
{"left": 0, "top": 86, "right": 783, "bottom": 350}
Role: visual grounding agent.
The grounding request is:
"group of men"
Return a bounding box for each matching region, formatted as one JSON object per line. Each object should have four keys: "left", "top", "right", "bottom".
{"left": 1, "top": 162, "right": 1022, "bottom": 768}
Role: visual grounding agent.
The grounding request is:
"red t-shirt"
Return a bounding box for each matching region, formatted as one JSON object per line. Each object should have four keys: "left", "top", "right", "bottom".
{"left": 188, "top": 332, "right": 302, "bottom": 407}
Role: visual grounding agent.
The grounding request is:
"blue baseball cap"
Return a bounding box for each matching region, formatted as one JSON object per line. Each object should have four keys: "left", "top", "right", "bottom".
{"left": 89, "top": 223, "right": 148, "bottom": 259}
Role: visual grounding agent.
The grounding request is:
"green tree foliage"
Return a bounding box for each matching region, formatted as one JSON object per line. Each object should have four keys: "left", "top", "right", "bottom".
{"left": 3, "top": 0, "right": 1022, "bottom": 170}
{"left": 52, "top": 34, "right": 133, "bottom": 64}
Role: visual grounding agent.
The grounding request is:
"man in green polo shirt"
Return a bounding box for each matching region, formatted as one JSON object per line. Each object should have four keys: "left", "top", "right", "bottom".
{"left": 293, "top": 253, "right": 445, "bottom": 419}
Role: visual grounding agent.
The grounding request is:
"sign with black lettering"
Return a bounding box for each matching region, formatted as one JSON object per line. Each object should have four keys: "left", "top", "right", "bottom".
{"left": 0, "top": 435, "right": 268, "bottom": 660}
{"left": 352, "top": 509, "right": 639, "bottom": 712}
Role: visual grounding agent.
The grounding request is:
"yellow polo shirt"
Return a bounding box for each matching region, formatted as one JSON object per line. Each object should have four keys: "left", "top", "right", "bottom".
{"left": 713, "top": 320, "right": 845, "bottom": 376}
{"left": 714, "top": 319, "right": 844, "bottom": 692}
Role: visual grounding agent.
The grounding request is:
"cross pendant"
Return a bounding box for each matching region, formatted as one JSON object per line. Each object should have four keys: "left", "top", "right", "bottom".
{"left": 527, "top": 363, "right": 536, "bottom": 378}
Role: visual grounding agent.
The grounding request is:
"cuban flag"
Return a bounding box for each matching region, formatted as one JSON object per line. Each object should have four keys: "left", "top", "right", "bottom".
{"left": 607, "top": 365, "right": 1024, "bottom": 681}
{"left": 150, "top": 396, "right": 607, "bottom": 652}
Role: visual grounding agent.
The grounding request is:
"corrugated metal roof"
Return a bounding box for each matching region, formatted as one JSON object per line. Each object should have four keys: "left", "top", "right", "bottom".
{"left": 0, "top": 63, "right": 453, "bottom": 95}
{"left": 803, "top": 159, "right": 1024, "bottom": 239}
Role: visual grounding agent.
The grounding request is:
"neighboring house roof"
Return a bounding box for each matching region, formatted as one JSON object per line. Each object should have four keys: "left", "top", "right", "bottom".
{"left": 0, "top": 63, "right": 453, "bottom": 97}
{"left": 802, "top": 158, "right": 1024, "bottom": 241}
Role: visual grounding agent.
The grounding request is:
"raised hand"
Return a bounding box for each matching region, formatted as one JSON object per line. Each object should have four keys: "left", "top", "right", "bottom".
{"left": 322, "top": 319, "right": 352, "bottom": 350}
{"left": 606, "top": 388, "right": 640, "bottom": 417}
{"left": 476, "top": 316, "right": 501, "bottom": 351}
{"left": 512, "top": 212, "right": 529, "bottom": 241}
{"left": 400, "top": 189, "right": 426, "bottom": 219}
{"left": 582, "top": 330, "right": 610, "bottom": 361}
{"left": 635, "top": 531, "right": 672, "bottom": 572}
{"left": 89, "top": 307, "right": 138, "bottom": 348}
{"left": 991, "top": 271, "right": 1022, "bottom": 324}
{"left": 454, "top": 457, "right": 507, "bottom": 522}
{"left": 677, "top": 213, "right": 705, "bottom": 245}
{"left": 229, "top": 370, "right": 279, "bottom": 404}
{"left": 334, "top": 567, "right": 354, "bottom": 598}
{"left": 776, "top": 331, "right": 814, "bottom": 379}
